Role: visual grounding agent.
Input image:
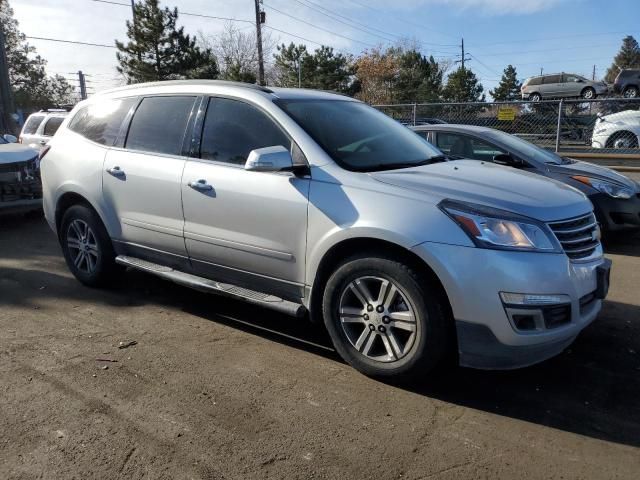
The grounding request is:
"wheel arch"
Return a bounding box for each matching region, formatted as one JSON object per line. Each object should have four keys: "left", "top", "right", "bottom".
{"left": 605, "top": 129, "right": 640, "bottom": 148}
{"left": 55, "top": 191, "right": 111, "bottom": 240}
{"left": 307, "top": 237, "right": 454, "bottom": 329}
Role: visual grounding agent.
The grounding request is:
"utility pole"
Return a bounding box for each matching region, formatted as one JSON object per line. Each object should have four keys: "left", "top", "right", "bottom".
{"left": 78, "top": 71, "right": 87, "bottom": 100}
{"left": 592, "top": 64, "right": 596, "bottom": 80}
{"left": 461, "top": 38, "right": 465, "bottom": 71}
{"left": 298, "top": 57, "right": 302, "bottom": 88}
{"left": 130, "top": 0, "right": 136, "bottom": 21}
{"left": 254, "top": 0, "right": 266, "bottom": 86}
{"left": 0, "top": 26, "right": 14, "bottom": 133}
{"left": 540, "top": 67, "right": 543, "bottom": 76}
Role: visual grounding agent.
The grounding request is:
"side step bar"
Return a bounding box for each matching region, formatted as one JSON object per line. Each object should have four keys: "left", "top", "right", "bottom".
{"left": 115, "top": 255, "right": 306, "bottom": 318}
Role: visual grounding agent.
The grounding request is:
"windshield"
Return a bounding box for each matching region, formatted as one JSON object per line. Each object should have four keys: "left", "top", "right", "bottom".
{"left": 276, "top": 99, "right": 443, "bottom": 171}
{"left": 486, "top": 130, "right": 566, "bottom": 165}
{"left": 0, "top": 135, "right": 7, "bottom": 144}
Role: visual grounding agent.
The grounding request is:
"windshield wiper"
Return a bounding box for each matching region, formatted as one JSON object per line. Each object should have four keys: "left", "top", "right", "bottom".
{"left": 362, "top": 157, "right": 442, "bottom": 172}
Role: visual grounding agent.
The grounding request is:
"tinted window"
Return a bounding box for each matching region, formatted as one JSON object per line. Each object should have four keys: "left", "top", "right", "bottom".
{"left": 200, "top": 97, "right": 291, "bottom": 165}
{"left": 527, "top": 77, "right": 542, "bottom": 86}
{"left": 23, "top": 115, "right": 45, "bottom": 135}
{"left": 544, "top": 75, "right": 561, "bottom": 84}
{"left": 126, "top": 96, "right": 195, "bottom": 155}
{"left": 276, "top": 99, "right": 443, "bottom": 172}
{"left": 486, "top": 130, "right": 564, "bottom": 165}
{"left": 43, "top": 116, "right": 65, "bottom": 136}
{"left": 69, "top": 97, "right": 137, "bottom": 145}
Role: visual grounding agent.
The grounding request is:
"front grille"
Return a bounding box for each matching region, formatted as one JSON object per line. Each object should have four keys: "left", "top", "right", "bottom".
{"left": 548, "top": 213, "right": 600, "bottom": 260}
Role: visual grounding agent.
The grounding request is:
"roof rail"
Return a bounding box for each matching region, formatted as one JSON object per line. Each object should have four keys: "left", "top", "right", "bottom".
{"left": 98, "top": 79, "right": 274, "bottom": 95}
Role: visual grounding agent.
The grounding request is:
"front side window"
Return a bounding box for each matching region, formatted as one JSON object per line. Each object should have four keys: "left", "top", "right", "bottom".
{"left": 22, "top": 115, "right": 44, "bottom": 135}
{"left": 199, "top": 97, "right": 291, "bottom": 165}
{"left": 69, "top": 97, "right": 137, "bottom": 145}
{"left": 276, "top": 99, "right": 443, "bottom": 171}
{"left": 528, "top": 77, "right": 542, "bottom": 86}
{"left": 125, "top": 96, "right": 196, "bottom": 155}
{"left": 544, "top": 75, "right": 561, "bottom": 84}
{"left": 43, "top": 116, "right": 65, "bottom": 137}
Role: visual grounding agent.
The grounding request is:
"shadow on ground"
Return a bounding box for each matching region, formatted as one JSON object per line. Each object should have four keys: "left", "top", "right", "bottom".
{"left": 2, "top": 215, "right": 639, "bottom": 449}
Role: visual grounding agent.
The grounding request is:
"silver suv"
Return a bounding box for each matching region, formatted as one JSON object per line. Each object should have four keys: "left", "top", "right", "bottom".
{"left": 41, "top": 81, "right": 611, "bottom": 379}
{"left": 521, "top": 73, "right": 608, "bottom": 101}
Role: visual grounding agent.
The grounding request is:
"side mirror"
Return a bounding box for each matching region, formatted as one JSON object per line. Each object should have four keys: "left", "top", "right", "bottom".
{"left": 245, "top": 145, "right": 294, "bottom": 173}
{"left": 3, "top": 134, "right": 17, "bottom": 143}
{"left": 493, "top": 153, "right": 522, "bottom": 167}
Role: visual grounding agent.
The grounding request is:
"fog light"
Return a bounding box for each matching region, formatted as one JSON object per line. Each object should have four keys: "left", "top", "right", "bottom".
{"left": 512, "top": 314, "right": 537, "bottom": 331}
{"left": 500, "top": 292, "right": 571, "bottom": 306}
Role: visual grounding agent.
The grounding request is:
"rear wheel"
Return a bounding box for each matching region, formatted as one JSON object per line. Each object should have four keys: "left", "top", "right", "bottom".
{"left": 581, "top": 87, "right": 596, "bottom": 99}
{"left": 529, "top": 93, "right": 541, "bottom": 102}
{"left": 60, "top": 204, "right": 119, "bottom": 287}
{"left": 623, "top": 86, "right": 638, "bottom": 98}
{"left": 322, "top": 254, "right": 450, "bottom": 380}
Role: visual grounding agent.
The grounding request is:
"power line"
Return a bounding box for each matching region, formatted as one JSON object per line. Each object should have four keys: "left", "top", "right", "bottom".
{"left": 285, "top": 0, "right": 397, "bottom": 43}
{"left": 26, "top": 36, "right": 116, "bottom": 48}
{"left": 473, "top": 30, "right": 634, "bottom": 48}
{"left": 263, "top": 3, "right": 375, "bottom": 47}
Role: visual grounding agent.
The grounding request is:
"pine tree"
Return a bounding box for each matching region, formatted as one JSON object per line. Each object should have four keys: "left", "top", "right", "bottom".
{"left": 115, "top": 0, "right": 218, "bottom": 83}
{"left": 605, "top": 35, "right": 640, "bottom": 83}
{"left": 490, "top": 65, "right": 522, "bottom": 101}
{"left": 394, "top": 50, "right": 444, "bottom": 103}
{"left": 273, "top": 43, "right": 312, "bottom": 88}
{"left": 442, "top": 67, "right": 485, "bottom": 102}
{"left": 0, "top": 1, "right": 74, "bottom": 110}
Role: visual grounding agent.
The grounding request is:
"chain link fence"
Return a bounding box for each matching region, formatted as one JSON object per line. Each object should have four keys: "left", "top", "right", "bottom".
{"left": 375, "top": 98, "right": 640, "bottom": 156}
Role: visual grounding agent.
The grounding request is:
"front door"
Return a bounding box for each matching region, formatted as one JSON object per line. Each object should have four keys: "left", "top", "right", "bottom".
{"left": 181, "top": 97, "right": 310, "bottom": 301}
{"left": 103, "top": 95, "right": 197, "bottom": 259}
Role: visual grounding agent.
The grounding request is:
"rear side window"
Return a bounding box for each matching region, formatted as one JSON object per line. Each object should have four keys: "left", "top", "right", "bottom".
{"left": 125, "top": 96, "right": 195, "bottom": 156}
{"left": 69, "top": 97, "right": 137, "bottom": 145}
{"left": 22, "top": 115, "right": 44, "bottom": 135}
{"left": 43, "top": 116, "right": 65, "bottom": 136}
{"left": 199, "top": 97, "right": 291, "bottom": 165}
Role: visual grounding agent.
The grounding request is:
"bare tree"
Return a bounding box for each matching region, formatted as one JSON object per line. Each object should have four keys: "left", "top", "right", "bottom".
{"left": 199, "top": 22, "right": 277, "bottom": 84}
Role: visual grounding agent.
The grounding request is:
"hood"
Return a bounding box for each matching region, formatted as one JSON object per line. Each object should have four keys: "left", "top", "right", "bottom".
{"left": 600, "top": 110, "right": 640, "bottom": 125}
{"left": 0, "top": 144, "right": 39, "bottom": 165}
{"left": 549, "top": 160, "right": 638, "bottom": 191}
{"left": 370, "top": 160, "right": 590, "bottom": 222}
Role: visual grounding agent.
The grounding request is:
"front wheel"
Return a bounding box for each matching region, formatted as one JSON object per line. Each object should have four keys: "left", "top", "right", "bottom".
{"left": 529, "top": 93, "right": 541, "bottom": 102}
{"left": 581, "top": 87, "right": 596, "bottom": 99}
{"left": 322, "top": 254, "right": 450, "bottom": 380}
{"left": 60, "top": 204, "right": 120, "bottom": 287}
{"left": 623, "top": 86, "right": 638, "bottom": 98}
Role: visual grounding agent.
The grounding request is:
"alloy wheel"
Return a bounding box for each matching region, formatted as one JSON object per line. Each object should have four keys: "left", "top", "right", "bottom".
{"left": 338, "top": 276, "right": 419, "bottom": 363}
{"left": 66, "top": 219, "right": 100, "bottom": 274}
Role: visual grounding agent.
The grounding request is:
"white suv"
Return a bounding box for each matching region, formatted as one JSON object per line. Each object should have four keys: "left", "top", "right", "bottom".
{"left": 41, "top": 81, "right": 611, "bottom": 379}
{"left": 19, "top": 110, "right": 68, "bottom": 152}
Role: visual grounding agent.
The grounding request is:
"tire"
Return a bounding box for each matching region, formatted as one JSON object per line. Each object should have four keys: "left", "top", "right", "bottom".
{"left": 322, "top": 253, "right": 450, "bottom": 381}
{"left": 60, "top": 204, "right": 119, "bottom": 287}
{"left": 581, "top": 87, "right": 596, "bottom": 99}
{"left": 529, "top": 93, "right": 541, "bottom": 102}
{"left": 606, "top": 131, "right": 639, "bottom": 149}
{"left": 623, "top": 86, "right": 638, "bottom": 98}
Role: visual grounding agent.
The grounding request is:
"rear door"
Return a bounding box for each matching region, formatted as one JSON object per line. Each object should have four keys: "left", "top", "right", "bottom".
{"left": 38, "top": 115, "right": 66, "bottom": 150}
{"left": 181, "top": 96, "right": 310, "bottom": 300}
{"left": 541, "top": 74, "right": 562, "bottom": 97}
{"left": 103, "top": 95, "right": 197, "bottom": 260}
{"left": 561, "top": 74, "right": 582, "bottom": 97}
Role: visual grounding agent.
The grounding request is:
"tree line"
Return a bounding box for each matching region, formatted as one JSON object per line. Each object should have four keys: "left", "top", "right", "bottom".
{"left": 2, "top": 0, "right": 640, "bottom": 114}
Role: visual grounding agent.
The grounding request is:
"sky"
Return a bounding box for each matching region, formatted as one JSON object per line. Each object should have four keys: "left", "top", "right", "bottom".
{"left": 9, "top": 0, "right": 640, "bottom": 99}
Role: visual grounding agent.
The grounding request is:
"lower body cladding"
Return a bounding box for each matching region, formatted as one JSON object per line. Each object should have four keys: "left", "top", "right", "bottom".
{"left": 411, "top": 241, "right": 611, "bottom": 369}
{"left": 591, "top": 192, "right": 640, "bottom": 232}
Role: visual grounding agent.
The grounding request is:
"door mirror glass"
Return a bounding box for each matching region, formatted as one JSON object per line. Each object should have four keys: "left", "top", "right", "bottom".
{"left": 493, "top": 153, "right": 522, "bottom": 167}
{"left": 245, "top": 146, "right": 294, "bottom": 172}
{"left": 3, "top": 134, "right": 17, "bottom": 143}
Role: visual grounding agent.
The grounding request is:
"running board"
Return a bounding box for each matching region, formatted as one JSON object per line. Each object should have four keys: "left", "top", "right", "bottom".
{"left": 115, "top": 255, "right": 306, "bottom": 318}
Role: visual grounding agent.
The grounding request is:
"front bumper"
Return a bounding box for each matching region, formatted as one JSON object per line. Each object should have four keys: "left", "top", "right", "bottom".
{"left": 590, "top": 192, "right": 640, "bottom": 232}
{"left": 411, "top": 241, "right": 608, "bottom": 369}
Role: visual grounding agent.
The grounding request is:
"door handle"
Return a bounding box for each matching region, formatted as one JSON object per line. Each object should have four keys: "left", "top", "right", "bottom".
{"left": 188, "top": 179, "right": 213, "bottom": 191}
{"left": 106, "top": 166, "right": 125, "bottom": 177}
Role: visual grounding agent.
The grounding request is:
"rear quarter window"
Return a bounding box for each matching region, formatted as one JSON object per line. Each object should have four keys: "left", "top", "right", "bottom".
{"left": 22, "top": 115, "right": 45, "bottom": 135}
{"left": 68, "top": 97, "right": 138, "bottom": 145}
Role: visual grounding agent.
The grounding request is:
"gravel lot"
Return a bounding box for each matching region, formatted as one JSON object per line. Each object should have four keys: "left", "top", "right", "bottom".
{"left": 1, "top": 214, "right": 639, "bottom": 480}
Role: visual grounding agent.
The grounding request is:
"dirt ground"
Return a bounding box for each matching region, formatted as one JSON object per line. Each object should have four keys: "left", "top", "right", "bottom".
{"left": 1, "top": 214, "right": 639, "bottom": 480}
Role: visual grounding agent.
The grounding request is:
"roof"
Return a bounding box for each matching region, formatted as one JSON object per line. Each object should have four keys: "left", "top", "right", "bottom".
{"left": 95, "top": 79, "right": 356, "bottom": 102}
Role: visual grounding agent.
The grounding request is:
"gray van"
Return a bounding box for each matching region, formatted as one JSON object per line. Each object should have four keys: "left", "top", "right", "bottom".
{"left": 521, "top": 73, "right": 608, "bottom": 101}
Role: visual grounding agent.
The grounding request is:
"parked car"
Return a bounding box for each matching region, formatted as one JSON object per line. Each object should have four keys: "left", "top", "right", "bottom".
{"left": 412, "top": 124, "right": 640, "bottom": 233}
{"left": 19, "top": 110, "right": 68, "bottom": 151}
{"left": 521, "top": 73, "right": 608, "bottom": 101}
{"left": 0, "top": 133, "right": 42, "bottom": 214}
{"left": 41, "top": 80, "right": 611, "bottom": 379}
{"left": 591, "top": 110, "right": 640, "bottom": 150}
{"left": 612, "top": 69, "right": 640, "bottom": 98}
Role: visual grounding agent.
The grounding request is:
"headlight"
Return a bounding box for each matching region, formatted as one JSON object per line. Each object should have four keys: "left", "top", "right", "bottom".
{"left": 439, "top": 200, "right": 560, "bottom": 252}
{"left": 571, "top": 175, "right": 634, "bottom": 199}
